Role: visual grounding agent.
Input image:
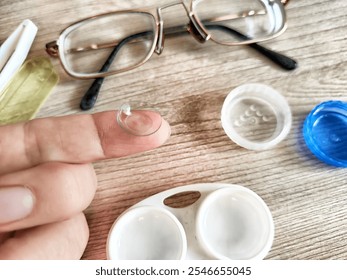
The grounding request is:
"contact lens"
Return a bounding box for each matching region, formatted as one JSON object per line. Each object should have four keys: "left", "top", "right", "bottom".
{"left": 116, "top": 103, "right": 163, "bottom": 136}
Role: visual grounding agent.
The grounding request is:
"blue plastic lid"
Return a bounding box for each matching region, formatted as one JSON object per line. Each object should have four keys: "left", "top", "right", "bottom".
{"left": 303, "top": 101, "right": 347, "bottom": 167}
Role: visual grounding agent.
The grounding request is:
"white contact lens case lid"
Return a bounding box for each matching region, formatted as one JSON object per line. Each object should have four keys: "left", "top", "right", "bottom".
{"left": 107, "top": 183, "right": 274, "bottom": 260}
{"left": 221, "top": 83, "right": 292, "bottom": 150}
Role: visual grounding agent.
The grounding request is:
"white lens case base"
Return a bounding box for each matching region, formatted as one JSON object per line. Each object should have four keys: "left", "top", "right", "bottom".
{"left": 107, "top": 205, "right": 187, "bottom": 260}
{"left": 107, "top": 183, "right": 274, "bottom": 260}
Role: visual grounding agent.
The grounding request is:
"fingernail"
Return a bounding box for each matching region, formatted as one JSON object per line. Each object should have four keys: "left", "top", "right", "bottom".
{"left": 162, "top": 119, "right": 171, "bottom": 143}
{"left": 0, "top": 186, "right": 34, "bottom": 224}
{"left": 166, "top": 124, "right": 171, "bottom": 141}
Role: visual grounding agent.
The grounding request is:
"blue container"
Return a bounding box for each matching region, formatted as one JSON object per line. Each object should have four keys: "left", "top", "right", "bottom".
{"left": 303, "top": 101, "right": 347, "bottom": 167}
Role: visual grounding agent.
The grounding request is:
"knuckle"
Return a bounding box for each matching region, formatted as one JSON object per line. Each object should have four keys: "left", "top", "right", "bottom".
{"left": 40, "top": 163, "right": 97, "bottom": 212}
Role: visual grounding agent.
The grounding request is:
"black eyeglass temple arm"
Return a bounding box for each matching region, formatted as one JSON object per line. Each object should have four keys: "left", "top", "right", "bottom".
{"left": 204, "top": 24, "right": 297, "bottom": 71}
{"left": 80, "top": 31, "right": 152, "bottom": 110}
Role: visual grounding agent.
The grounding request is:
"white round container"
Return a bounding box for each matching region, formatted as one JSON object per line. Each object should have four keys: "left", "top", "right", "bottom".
{"left": 221, "top": 83, "right": 292, "bottom": 150}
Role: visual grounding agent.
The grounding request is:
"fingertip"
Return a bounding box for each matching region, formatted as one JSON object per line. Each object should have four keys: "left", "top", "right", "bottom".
{"left": 93, "top": 111, "right": 171, "bottom": 158}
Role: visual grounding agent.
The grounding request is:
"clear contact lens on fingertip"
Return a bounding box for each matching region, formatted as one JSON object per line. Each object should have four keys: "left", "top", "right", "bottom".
{"left": 116, "top": 101, "right": 163, "bottom": 136}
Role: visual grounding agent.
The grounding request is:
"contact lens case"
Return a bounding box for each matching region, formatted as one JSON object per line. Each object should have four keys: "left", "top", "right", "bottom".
{"left": 107, "top": 183, "right": 274, "bottom": 260}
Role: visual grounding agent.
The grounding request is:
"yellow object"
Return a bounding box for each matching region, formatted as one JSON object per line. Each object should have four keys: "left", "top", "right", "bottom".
{"left": 0, "top": 57, "right": 59, "bottom": 125}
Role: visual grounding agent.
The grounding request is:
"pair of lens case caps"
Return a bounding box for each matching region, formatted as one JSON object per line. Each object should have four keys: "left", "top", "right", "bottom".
{"left": 221, "top": 83, "right": 347, "bottom": 167}
{"left": 107, "top": 183, "right": 274, "bottom": 260}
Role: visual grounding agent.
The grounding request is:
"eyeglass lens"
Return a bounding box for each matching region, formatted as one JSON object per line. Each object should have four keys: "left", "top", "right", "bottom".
{"left": 194, "top": 0, "right": 285, "bottom": 44}
{"left": 63, "top": 12, "right": 156, "bottom": 75}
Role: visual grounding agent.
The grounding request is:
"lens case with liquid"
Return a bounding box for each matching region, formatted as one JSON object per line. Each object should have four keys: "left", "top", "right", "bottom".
{"left": 107, "top": 183, "right": 274, "bottom": 260}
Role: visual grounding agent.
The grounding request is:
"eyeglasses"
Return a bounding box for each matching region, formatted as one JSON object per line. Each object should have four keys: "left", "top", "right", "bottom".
{"left": 46, "top": 0, "right": 295, "bottom": 110}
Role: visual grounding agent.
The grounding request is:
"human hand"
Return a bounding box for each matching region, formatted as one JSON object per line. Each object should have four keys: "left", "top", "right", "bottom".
{"left": 0, "top": 111, "right": 170, "bottom": 259}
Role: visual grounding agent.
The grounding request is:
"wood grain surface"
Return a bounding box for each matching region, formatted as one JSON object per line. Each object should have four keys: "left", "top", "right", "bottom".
{"left": 1, "top": 0, "right": 346, "bottom": 260}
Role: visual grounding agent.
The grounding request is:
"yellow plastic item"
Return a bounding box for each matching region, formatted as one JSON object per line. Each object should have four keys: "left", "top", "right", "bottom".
{"left": 0, "top": 57, "right": 59, "bottom": 125}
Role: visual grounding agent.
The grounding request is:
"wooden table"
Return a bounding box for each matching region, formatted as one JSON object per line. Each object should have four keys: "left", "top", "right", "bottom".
{"left": 1, "top": 0, "right": 346, "bottom": 260}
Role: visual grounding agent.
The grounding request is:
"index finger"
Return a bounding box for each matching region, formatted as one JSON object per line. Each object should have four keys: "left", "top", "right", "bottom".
{"left": 0, "top": 111, "right": 170, "bottom": 175}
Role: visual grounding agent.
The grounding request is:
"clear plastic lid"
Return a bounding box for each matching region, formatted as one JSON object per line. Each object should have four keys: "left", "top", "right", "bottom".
{"left": 303, "top": 100, "right": 347, "bottom": 167}
{"left": 221, "top": 83, "right": 292, "bottom": 150}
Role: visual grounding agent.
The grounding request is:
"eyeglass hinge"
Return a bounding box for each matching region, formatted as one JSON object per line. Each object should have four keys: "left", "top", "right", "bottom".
{"left": 155, "top": 20, "right": 165, "bottom": 55}
{"left": 45, "top": 41, "right": 59, "bottom": 57}
{"left": 281, "top": 0, "right": 290, "bottom": 6}
{"left": 188, "top": 13, "right": 210, "bottom": 43}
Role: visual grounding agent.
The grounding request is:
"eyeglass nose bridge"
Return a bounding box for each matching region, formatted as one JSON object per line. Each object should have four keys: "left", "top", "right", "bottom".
{"left": 154, "top": 1, "right": 210, "bottom": 55}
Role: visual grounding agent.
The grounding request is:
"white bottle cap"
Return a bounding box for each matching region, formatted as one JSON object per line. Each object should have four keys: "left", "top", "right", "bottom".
{"left": 221, "top": 83, "right": 292, "bottom": 150}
